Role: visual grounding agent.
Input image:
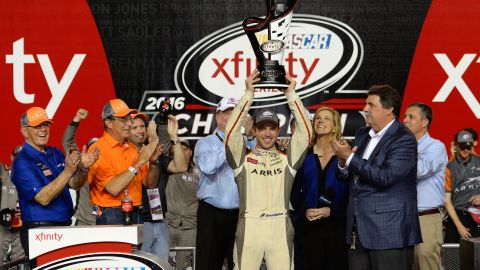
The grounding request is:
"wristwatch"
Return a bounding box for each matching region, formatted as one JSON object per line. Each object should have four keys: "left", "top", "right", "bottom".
{"left": 128, "top": 166, "right": 138, "bottom": 175}
{"left": 170, "top": 138, "right": 180, "bottom": 145}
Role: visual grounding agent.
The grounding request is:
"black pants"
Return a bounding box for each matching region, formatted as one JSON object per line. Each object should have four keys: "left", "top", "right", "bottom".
{"left": 195, "top": 200, "right": 238, "bottom": 270}
{"left": 444, "top": 209, "right": 480, "bottom": 243}
{"left": 20, "top": 221, "right": 71, "bottom": 259}
{"left": 348, "top": 233, "right": 414, "bottom": 270}
{"left": 298, "top": 218, "right": 348, "bottom": 270}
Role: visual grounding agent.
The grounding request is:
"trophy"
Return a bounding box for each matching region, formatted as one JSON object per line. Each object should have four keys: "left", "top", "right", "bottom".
{"left": 243, "top": 0, "right": 297, "bottom": 88}
{"left": 156, "top": 98, "right": 173, "bottom": 155}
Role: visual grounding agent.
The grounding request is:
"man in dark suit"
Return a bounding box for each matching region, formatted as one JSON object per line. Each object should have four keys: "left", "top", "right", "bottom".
{"left": 333, "top": 85, "right": 422, "bottom": 270}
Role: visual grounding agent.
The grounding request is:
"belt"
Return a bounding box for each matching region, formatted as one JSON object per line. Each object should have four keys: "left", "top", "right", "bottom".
{"left": 102, "top": 206, "right": 142, "bottom": 211}
{"left": 199, "top": 200, "right": 239, "bottom": 213}
{"left": 418, "top": 208, "right": 440, "bottom": 216}
{"left": 24, "top": 221, "right": 71, "bottom": 226}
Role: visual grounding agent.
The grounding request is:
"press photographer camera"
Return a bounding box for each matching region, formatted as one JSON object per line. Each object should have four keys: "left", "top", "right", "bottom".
{"left": 155, "top": 98, "right": 174, "bottom": 155}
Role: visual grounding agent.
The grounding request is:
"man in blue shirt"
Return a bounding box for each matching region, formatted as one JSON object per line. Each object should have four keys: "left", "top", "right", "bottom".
{"left": 403, "top": 103, "right": 447, "bottom": 270}
{"left": 194, "top": 97, "right": 255, "bottom": 270}
{"left": 12, "top": 107, "right": 99, "bottom": 257}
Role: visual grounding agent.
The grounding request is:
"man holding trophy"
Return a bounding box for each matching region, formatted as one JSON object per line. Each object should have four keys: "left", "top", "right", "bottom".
{"left": 225, "top": 68, "right": 310, "bottom": 269}
{"left": 223, "top": 1, "right": 303, "bottom": 269}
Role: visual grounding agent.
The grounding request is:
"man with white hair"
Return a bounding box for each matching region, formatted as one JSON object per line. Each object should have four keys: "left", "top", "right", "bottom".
{"left": 195, "top": 96, "right": 255, "bottom": 270}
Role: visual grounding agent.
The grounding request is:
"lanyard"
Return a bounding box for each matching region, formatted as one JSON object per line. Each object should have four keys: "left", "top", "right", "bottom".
{"left": 215, "top": 131, "right": 224, "bottom": 142}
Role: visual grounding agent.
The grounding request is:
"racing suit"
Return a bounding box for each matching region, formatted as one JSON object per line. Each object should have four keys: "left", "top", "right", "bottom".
{"left": 224, "top": 90, "right": 311, "bottom": 270}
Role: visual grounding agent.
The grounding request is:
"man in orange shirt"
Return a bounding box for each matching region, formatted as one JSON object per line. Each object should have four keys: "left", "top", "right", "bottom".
{"left": 88, "top": 99, "right": 159, "bottom": 225}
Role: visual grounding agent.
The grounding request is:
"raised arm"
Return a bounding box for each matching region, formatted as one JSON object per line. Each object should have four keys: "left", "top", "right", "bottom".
{"left": 62, "top": 108, "right": 88, "bottom": 153}
{"left": 285, "top": 74, "right": 312, "bottom": 170}
{"left": 224, "top": 70, "right": 258, "bottom": 170}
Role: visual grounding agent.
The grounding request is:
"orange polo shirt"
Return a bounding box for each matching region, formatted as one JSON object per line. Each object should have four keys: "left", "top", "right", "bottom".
{"left": 88, "top": 131, "right": 147, "bottom": 207}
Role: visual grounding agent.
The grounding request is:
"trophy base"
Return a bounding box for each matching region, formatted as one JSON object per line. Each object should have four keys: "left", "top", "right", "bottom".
{"left": 254, "top": 61, "right": 288, "bottom": 89}
{"left": 253, "top": 82, "right": 289, "bottom": 89}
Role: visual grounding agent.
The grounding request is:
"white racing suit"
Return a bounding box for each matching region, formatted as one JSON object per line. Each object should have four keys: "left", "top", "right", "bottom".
{"left": 224, "top": 90, "right": 311, "bottom": 270}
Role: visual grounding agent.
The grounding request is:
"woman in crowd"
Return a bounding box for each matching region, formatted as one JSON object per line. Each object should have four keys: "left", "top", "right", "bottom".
{"left": 291, "top": 107, "right": 349, "bottom": 270}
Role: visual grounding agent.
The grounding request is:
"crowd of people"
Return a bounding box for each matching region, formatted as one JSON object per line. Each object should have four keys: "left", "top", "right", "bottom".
{"left": 1, "top": 71, "right": 479, "bottom": 270}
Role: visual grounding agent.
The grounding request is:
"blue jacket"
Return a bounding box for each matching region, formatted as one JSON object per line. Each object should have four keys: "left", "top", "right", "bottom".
{"left": 342, "top": 120, "right": 422, "bottom": 250}
{"left": 291, "top": 149, "right": 348, "bottom": 220}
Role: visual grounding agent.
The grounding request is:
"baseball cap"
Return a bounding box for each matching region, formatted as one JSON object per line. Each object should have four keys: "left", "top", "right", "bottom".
{"left": 20, "top": 107, "right": 53, "bottom": 127}
{"left": 102, "top": 99, "right": 138, "bottom": 120}
{"left": 132, "top": 112, "right": 148, "bottom": 122}
{"left": 456, "top": 130, "right": 474, "bottom": 146}
{"left": 216, "top": 97, "right": 238, "bottom": 112}
{"left": 254, "top": 109, "right": 280, "bottom": 126}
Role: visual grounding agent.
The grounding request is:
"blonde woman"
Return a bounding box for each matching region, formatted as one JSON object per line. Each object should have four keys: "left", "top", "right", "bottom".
{"left": 291, "top": 107, "right": 349, "bottom": 270}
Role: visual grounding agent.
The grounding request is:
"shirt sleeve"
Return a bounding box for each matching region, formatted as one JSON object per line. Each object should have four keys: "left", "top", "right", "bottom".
{"left": 194, "top": 138, "right": 227, "bottom": 176}
{"left": 286, "top": 90, "right": 312, "bottom": 170}
{"left": 224, "top": 91, "right": 253, "bottom": 170}
{"left": 445, "top": 166, "right": 452, "bottom": 192}
{"left": 417, "top": 140, "right": 448, "bottom": 181}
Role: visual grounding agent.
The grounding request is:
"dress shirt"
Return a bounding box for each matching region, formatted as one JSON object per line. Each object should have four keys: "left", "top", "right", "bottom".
{"left": 416, "top": 133, "right": 447, "bottom": 210}
{"left": 345, "top": 119, "right": 395, "bottom": 166}
{"left": 195, "top": 128, "right": 255, "bottom": 209}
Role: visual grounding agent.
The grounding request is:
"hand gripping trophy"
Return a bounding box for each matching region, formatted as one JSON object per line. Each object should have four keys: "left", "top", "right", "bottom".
{"left": 243, "top": 0, "right": 298, "bottom": 88}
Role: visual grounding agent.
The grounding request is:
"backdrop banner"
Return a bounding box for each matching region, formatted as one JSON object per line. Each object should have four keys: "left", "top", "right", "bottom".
{"left": 1, "top": 0, "right": 479, "bottom": 161}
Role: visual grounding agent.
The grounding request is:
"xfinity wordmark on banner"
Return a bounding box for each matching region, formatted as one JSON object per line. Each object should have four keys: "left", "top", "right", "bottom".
{"left": 1, "top": 0, "right": 479, "bottom": 162}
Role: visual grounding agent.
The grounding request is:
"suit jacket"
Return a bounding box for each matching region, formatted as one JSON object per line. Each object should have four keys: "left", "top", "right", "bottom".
{"left": 344, "top": 120, "right": 422, "bottom": 250}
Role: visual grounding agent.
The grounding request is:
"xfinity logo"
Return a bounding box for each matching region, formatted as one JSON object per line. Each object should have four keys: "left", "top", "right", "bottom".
{"left": 433, "top": 53, "right": 480, "bottom": 118}
{"left": 175, "top": 14, "right": 364, "bottom": 108}
{"left": 5, "top": 38, "right": 86, "bottom": 117}
{"left": 34, "top": 232, "right": 63, "bottom": 242}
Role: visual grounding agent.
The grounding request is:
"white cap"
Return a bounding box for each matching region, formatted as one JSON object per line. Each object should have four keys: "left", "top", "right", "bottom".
{"left": 216, "top": 97, "right": 238, "bottom": 112}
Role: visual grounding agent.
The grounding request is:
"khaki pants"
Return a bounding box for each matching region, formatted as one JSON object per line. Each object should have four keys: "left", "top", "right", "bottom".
{"left": 413, "top": 213, "right": 443, "bottom": 270}
{"left": 0, "top": 228, "right": 24, "bottom": 264}
{"left": 233, "top": 216, "right": 294, "bottom": 270}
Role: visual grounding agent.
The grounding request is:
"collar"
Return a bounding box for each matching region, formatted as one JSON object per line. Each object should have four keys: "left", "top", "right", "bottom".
{"left": 22, "top": 141, "right": 52, "bottom": 158}
{"left": 253, "top": 145, "right": 277, "bottom": 156}
{"left": 369, "top": 119, "right": 395, "bottom": 138}
{"left": 103, "top": 131, "right": 130, "bottom": 149}
{"left": 417, "top": 132, "right": 431, "bottom": 144}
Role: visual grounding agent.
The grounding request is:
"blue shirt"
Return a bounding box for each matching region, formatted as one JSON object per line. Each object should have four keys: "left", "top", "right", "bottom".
{"left": 12, "top": 142, "right": 73, "bottom": 222}
{"left": 194, "top": 129, "right": 255, "bottom": 209}
{"left": 416, "top": 133, "right": 448, "bottom": 210}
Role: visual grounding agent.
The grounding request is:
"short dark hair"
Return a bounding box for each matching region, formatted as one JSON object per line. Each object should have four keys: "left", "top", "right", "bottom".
{"left": 368, "top": 84, "right": 402, "bottom": 118}
{"left": 407, "top": 103, "right": 433, "bottom": 130}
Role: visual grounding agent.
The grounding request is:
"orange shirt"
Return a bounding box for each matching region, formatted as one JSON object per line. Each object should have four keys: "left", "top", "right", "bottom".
{"left": 88, "top": 131, "right": 147, "bottom": 207}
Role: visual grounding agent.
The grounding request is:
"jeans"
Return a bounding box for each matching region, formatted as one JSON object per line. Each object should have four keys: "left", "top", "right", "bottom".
{"left": 95, "top": 207, "right": 143, "bottom": 225}
{"left": 141, "top": 221, "right": 170, "bottom": 262}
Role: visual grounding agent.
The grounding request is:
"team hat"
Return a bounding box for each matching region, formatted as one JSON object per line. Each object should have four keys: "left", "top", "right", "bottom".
{"left": 254, "top": 109, "right": 280, "bottom": 126}
{"left": 456, "top": 130, "right": 474, "bottom": 146}
{"left": 102, "top": 99, "right": 138, "bottom": 120}
{"left": 216, "top": 97, "right": 238, "bottom": 112}
{"left": 20, "top": 107, "right": 53, "bottom": 127}
{"left": 132, "top": 112, "right": 148, "bottom": 122}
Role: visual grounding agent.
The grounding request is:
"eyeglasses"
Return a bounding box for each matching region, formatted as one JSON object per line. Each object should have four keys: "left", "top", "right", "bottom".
{"left": 112, "top": 116, "right": 133, "bottom": 124}
{"left": 28, "top": 123, "right": 51, "bottom": 130}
